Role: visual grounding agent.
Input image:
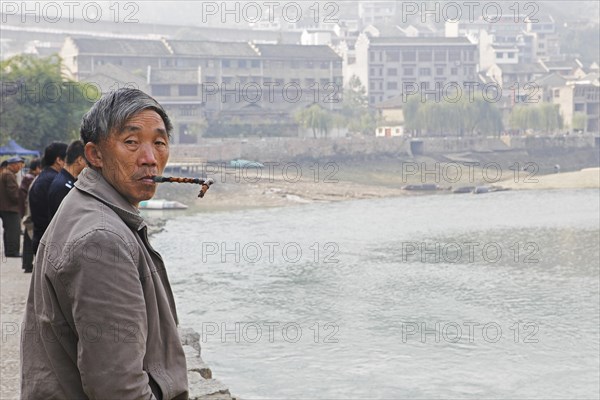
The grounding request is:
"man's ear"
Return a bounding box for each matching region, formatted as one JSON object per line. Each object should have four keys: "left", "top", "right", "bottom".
{"left": 84, "top": 142, "right": 103, "bottom": 168}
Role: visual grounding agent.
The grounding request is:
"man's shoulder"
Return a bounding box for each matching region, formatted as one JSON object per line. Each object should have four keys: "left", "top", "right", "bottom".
{"left": 48, "top": 171, "right": 72, "bottom": 196}
{"left": 30, "top": 169, "right": 55, "bottom": 192}
{"left": 44, "top": 191, "right": 140, "bottom": 266}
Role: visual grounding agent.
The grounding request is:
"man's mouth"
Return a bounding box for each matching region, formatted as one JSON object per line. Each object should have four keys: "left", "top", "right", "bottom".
{"left": 138, "top": 175, "right": 157, "bottom": 184}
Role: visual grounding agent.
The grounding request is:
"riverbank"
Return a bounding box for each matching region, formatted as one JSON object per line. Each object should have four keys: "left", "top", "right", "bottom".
{"left": 150, "top": 156, "right": 600, "bottom": 216}
{"left": 0, "top": 255, "right": 237, "bottom": 400}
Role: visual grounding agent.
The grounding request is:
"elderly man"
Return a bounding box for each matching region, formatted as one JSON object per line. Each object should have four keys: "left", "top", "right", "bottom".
{"left": 21, "top": 89, "right": 189, "bottom": 399}
{"left": 0, "top": 156, "right": 24, "bottom": 257}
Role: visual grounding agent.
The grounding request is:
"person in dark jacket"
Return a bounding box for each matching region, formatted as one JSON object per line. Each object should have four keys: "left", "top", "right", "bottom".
{"left": 47, "top": 140, "right": 86, "bottom": 221}
{"left": 28, "top": 142, "right": 67, "bottom": 255}
{"left": 21, "top": 88, "right": 189, "bottom": 399}
{"left": 18, "top": 158, "right": 41, "bottom": 271}
{"left": 0, "top": 156, "right": 24, "bottom": 257}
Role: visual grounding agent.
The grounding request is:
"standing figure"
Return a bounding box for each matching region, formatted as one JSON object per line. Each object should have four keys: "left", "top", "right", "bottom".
{"left": 48, "top": 140, "right": 86, "bottom": 221}
{"left": 28, "top": 142, "right": 67, "bottom": 255}
{"left": 19, "top": 158, "right": 41, "bottom": 272}
{"left": 0, "top": 157, "right": 24, "bottom": 257}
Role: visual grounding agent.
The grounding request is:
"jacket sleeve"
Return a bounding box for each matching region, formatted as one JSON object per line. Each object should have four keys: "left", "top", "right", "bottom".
{"left": 3, "top": 173, "right": 19, "bottom": 204}
{"left": 60, "top": 230, "right": 157, "bottom": 400}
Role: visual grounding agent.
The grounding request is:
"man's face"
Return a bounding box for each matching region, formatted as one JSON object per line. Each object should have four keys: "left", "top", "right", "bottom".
{"left": 93, "top": 109, "right": 169, "bottom": 207}
{"left": 7, "top": 162, "right": 22, "bottom": 173}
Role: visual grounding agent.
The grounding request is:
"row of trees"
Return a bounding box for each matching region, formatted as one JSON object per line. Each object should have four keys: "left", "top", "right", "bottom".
{"left": 294, "top": 76, "right": 379, "bottom": 138}
{"left": 0, "top": 55, "right": 97, "bottom": 150}
{"left": 508, "top": 103, "right": 564, "bottom": 133}
{"left": 403, "top": 94, "right": 504, "bottom": 136}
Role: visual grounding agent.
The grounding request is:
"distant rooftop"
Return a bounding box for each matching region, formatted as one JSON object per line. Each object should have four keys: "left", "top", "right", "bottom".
{"left": 368, "top": 36, "right": 474, "bottom": 45}
{"left": 254, "top": 44, "right": 340, "bottom": 59}
{"left": 167, "top": 40, "right": 257, "bottom": 57}
{"left": 70, "top": 37, "right": 170, "bottom": 56}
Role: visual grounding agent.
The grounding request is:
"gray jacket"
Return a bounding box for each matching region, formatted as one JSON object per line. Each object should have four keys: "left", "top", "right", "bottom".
{"left": 21, "top": 168, "right": 188, "bottom": 399}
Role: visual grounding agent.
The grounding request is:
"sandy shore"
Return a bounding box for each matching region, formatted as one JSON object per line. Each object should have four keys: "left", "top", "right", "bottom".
{"left": 0, "top": 256, "right": 28, "bottom": 399}
{"left": 151, "top": 163, "right": 600, "bottom": 215}
{"left": 500, "top": 167, "right": 600, "bottom": 190}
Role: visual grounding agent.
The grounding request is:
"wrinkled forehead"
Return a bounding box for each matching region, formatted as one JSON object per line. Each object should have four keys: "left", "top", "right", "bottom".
{"left": 110, "top": 109, "right": 168, "bottom": 138}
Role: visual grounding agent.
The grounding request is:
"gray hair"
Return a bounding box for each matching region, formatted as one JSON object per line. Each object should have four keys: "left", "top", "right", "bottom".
{"left": 80, "top": 88, "right": 173, "bottom": 144}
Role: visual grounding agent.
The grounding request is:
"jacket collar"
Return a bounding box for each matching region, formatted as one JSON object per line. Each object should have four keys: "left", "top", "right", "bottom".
{"left": 74, "top": 167, "right": 147, "bottom": 232}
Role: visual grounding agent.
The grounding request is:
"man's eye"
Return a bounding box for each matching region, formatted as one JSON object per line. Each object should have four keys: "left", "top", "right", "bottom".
{"left": 125, "top": 140, "right": 138, "bottom": 145}
{"left": 155, "top": 141, "right": 167, "bottom": 146}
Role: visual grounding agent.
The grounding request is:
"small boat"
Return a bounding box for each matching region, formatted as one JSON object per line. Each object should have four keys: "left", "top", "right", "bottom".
{"left": 453, "top": 186, "right": 476, "bottom": 194}
{"left": 402, "top": 183, "right": 441, "bottom": 191}
{"left": 473, "top": 186, "right": 511, "bottom": 194}
{"left": 139, "top": 199, "right": 188, "bottom": 210}
{"left": 473, "top": 186, "right": 490, "bottom": 194}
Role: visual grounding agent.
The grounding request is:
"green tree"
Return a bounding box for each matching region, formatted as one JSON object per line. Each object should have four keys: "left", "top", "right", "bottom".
{"left": 0, "top": 54, "right": 98, "bottom": 150}
{"left": 295, "top": 104, "right": 333, "bottom": 138}
{"left": 509, "top": 103, "right": 563, "bottom": 134}
{"left": 340, "top": 75, "right": 377, "bottom": 135}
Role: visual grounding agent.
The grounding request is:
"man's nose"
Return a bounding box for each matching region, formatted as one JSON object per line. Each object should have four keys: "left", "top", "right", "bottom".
{"left": 138, "top": 143, "right": 158, "bottom": 166}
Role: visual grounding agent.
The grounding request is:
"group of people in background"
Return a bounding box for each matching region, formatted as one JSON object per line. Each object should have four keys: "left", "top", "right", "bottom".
{"left": 0, "top": 140, "right": 86, "bottom": 272}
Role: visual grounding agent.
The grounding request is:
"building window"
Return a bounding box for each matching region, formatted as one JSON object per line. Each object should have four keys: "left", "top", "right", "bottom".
{"left": 403, "top": 51, "right": 416, "bottom": 62}
{"left": 434, "top": 51, "right": 446, "bottom": 62}
{"left": 320, "top": 62, "right": 329, "bottom": 69}
{"left": 404, "top": 67, "right": 414, "bottom": 76}
{"left": 387, "top": 81, "right": 398, "bottom": 90}
{"left": 305, "top": 61, "right": 314, "bottom": 68}
{"left": 450, "top": 67, "right": 458, "bottom": 75}
{"left": 388, "top": 68, "right": 398, "bottom": 76}
{"left": 508, "top": 53, "right": 515, "bottom": 59}
{"left": 418, "top": 50, "right": 432, "bottom": 62}
{"left": 419, "top": 68, "right": 431, "bottom": 76}
{"left": 205, "top": 76, "right": 216, "bottom": 84}
{"left": 449, "top": 50, "right": 461, "bottom": 62}
{"left": 497, "top": 52, "right": 504, "bottom": 58}
{"left": 238, "top": 60, "right": 247, "bottom": 68}
{"left": 222, "top": 59, "right": 231, "bottom": 68}
{"left": 436, "top": 67, "right": 444, "bottom": 76}
{"left": 152, "top": 85, "right": 170, "bottom": 96}
{"left": 370, "top": 67, "right": 376, "bottom": 76}
{"left": 178, "top": 85, "right": 198, "bottom": 96}
{"left": 251, "top": 60, "right": 260, "bottom": 68}
{"left": 387, "top": 51, "right": 399, "bottom": 62}
{"left": 291, "top": 60, "right": 300, "bottom": 69}
{"left": 574, "top": 103, "right": 585, "bottom": 112}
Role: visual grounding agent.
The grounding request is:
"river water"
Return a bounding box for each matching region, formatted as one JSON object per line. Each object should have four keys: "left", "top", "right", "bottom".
{"left": 154, "top": 189, "right": 599, "bottom": 399}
